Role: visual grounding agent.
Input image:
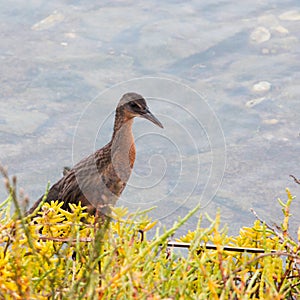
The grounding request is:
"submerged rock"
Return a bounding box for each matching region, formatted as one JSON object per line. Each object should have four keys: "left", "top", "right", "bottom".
{"left": 262, "top": 119, "right": 279, "bottom": 125}
{"left": 250, "top": 27, "right": 271, "bottom": 44}
{"left": 252, "top": 81, "right": 272, "bottom": 93}
{"left": 279, "top": 10, "right": 300, "bottom": 21}
{"left": 31, "top": 11, "right": 65, "bottom": 31}
{"left": 245, "top": 97, "right": 266, "bottom": 108}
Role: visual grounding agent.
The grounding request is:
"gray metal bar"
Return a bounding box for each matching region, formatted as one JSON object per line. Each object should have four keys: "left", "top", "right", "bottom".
{"left": 166, "top": 241, "right": 278, "bottom": 254}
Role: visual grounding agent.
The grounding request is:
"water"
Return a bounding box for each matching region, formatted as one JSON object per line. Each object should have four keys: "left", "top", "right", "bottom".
{"left": 0, "top": 0, "right": 299, "bottom": 237}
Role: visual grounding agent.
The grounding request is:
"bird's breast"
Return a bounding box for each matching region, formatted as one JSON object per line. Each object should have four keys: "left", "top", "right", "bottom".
{"left": 129, "top": 143, "right": 136, "bottom": 169}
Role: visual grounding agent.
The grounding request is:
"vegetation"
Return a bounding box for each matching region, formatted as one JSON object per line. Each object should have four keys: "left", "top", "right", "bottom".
{"left": 0, "top": 167, "right": 299, "bottom": 299}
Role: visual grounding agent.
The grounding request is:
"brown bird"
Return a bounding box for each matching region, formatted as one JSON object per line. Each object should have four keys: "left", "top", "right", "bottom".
{"left": 28, "top": 92, "right": 163, "bottom": 217}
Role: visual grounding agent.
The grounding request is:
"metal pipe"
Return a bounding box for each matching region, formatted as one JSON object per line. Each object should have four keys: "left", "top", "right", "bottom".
{"left": 166, "top": 241, "right": 278, "bottom": 254}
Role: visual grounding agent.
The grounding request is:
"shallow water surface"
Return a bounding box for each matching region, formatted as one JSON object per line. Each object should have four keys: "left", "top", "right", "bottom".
{"left": 0, "top": 0, "right": 300, "bottom": 236}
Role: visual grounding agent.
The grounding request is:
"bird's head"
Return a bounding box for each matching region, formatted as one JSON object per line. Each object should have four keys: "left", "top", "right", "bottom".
{"left": 117, "top": 92, "right": 163, "bottom": 128}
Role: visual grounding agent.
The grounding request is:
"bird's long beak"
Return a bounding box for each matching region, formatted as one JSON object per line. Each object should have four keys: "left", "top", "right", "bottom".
{"left": 141, "top": 109, "right": 164, "bottom": 128}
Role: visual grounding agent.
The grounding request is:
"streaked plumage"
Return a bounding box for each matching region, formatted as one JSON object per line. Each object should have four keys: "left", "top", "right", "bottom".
{"left": 28, "top": 92, "right": 163, "bottom": 217}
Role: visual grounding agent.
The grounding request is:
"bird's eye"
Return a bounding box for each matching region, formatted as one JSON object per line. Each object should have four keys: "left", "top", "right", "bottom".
{"left": 129, "top": 102, "right": 140, "bottom": 110}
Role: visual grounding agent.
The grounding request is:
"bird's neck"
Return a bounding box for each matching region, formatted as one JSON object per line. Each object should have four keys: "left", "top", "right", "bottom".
{"left": 112, "top": 109, "right": 132, "bottom": 136}
{"left": 111, "top": 111, "right": 136, "bottom": 172}
{"left": 112, "top": 118, "right": 134, "bottom": 146}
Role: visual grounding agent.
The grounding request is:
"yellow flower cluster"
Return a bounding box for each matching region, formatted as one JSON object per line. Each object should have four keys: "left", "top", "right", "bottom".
{"left": 0, "top": 189, "right": 299, "bottom": 299}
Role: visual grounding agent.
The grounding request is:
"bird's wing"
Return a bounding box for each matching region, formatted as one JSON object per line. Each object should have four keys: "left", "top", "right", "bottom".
{"left": 57, "top": 143, "right": 112, "bottom": 207}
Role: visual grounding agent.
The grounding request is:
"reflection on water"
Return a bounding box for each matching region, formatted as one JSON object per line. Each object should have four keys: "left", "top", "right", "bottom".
{"left": 0, "top": 0, "right": 300, "bottom": 236}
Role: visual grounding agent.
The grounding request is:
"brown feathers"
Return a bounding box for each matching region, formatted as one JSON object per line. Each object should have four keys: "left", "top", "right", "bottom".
{"left": 28, "top": 92, "right": 163, "bottom": 216}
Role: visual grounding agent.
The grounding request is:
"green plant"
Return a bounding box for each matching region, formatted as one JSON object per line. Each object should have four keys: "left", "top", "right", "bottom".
{"left": 0, "top": 166, "right": 299, "bottom": 299}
